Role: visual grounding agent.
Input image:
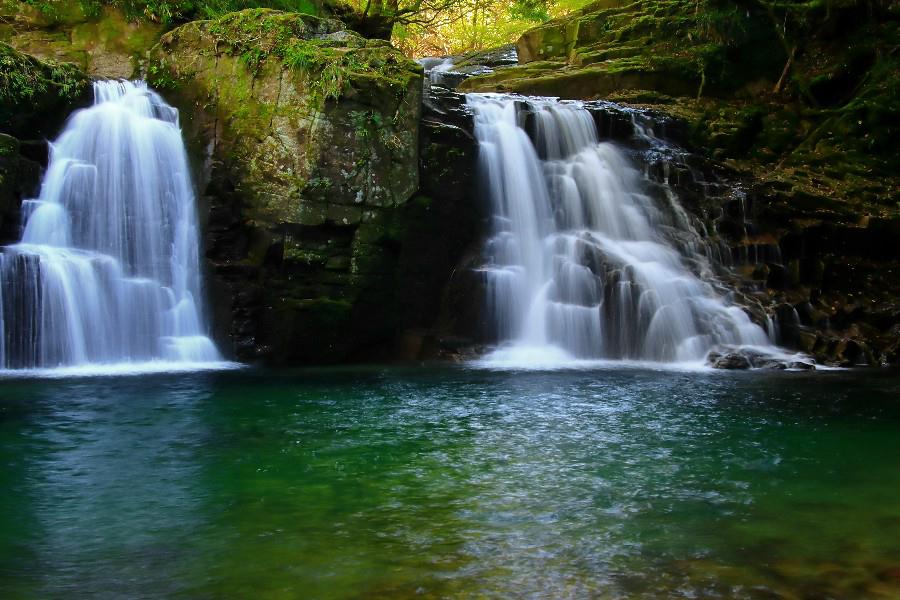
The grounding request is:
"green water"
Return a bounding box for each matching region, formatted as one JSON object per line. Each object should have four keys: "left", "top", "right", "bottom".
{"left": 1, "top": 366, "right": 899, "bottom": 599}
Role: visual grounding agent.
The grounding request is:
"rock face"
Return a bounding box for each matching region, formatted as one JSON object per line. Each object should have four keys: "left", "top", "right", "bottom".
{"left": 0, "top": 43, "right": 89, "bottom": 240}
{"left": 0, "top": 132, "right": 41, "bottom": 241}
{"left": 148, "top": 9, "right": 479, "bottom": 363}
{"left": 0, "top": 41, "right": 91, "bottom": 137}
{"left": 0, "top": 4, "right": 482, "bottom": 366}
{"left": 460, "top": 0, "right": 785, "bottom": 98}
{"left": 0, "top": 1, "right": 164, "bottom": 78}
{"left": 460, "top": 0, "right": 900, "bottom": 366}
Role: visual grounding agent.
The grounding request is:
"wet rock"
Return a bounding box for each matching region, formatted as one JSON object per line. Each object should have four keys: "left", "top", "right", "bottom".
{"left": 788, "top": 360, "right": 815, "bottom": 370}
{"left": 707, "top": 351, "right": 752, "bottom": 370}
{"left": 146, "top": 9, "right": 480, "bottom": 364}
{"left": 797, "top": 330, "right": 819, "bottom": 353}
{"left": 0, "top": 4, "right": 164, "bottom": 78}
{"left": 878, "top": 566, "right": 900, "bottom": 582}
{"left": 0, "top": 43, "right": 91, "bottom": 138}
{"left": 707, "top": 347, "right": 815, "bottom": 370}
{"left": 0, "top": 132, "right": 42, "bottom": 242}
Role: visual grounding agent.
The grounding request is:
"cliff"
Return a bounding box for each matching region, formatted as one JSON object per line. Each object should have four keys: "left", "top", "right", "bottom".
{"left": 0, "top": 43, "right": 90, "bottom": 238}
{"left": 0, "top": 3, "right": 481, "bottom": 364}
{"left": 461, "top": 0, "right": 900, "bottom": 365}
{"left": 1, "top": 0, "right": 897, "bottom": 366}
{"left": 148, "top": 9, "right": 479, "bottom": 363}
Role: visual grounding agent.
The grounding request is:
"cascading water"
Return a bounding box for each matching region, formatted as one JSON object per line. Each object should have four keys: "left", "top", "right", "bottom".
{"left": 468, "top": 94, "right": 777, "bottom": 366}
{"left": 0, "top": 80, "right": 221, "bottom": 371}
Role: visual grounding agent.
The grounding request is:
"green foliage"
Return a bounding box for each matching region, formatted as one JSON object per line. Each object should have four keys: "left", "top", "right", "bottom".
{"left": 0, "top": 42, "right": 89, "bottom": 135}
{"left": 13, "top": 0, "right": 591, "bottom": 57}
{"left": 0, "top": 42, "right": 86, "bottom": 107}
{"left": 390, "top": 0, "right": 594, "bottom": 56}
{"left": 18, "top": 0, "right": 325, "bottom": 25}
{"left": 349, "top": 109, "right": 382, "bottom": 138}
{"left": 145, "top": 61, "right": 180, "bottom": 89}
{"left": 509, "top": 0, "right": 550, "bottom": 22}
{"left": 203, "top": 10, "right": 412, "bottom": 101}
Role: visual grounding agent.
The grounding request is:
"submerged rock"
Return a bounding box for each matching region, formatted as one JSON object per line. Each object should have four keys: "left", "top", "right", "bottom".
{"left": 707, "top": 351, "right": 753, "bottom": 370}
{"left": 706, "top": 347, "right": 815, "bottom": 371}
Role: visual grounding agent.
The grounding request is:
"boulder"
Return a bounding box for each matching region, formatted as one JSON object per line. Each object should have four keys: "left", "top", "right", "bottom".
{"left": 148, "top": 9, "right": 477, "bottom": 364}
{"left": 0, "top": 2, "right": 165, "bottom": 78}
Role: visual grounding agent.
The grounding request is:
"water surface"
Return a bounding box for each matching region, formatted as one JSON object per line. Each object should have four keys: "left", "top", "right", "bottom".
{"left": 1, "top": 366, "right": 899, "bottom": 598}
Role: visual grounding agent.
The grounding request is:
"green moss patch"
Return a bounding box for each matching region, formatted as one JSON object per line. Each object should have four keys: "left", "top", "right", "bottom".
{"left": 0, "top": 42, "right": 89, "bottom": 135}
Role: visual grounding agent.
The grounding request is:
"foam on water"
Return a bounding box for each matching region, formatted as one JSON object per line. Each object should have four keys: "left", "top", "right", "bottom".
{"left": 0, "top": 360, "right": 242, "bottom": 380}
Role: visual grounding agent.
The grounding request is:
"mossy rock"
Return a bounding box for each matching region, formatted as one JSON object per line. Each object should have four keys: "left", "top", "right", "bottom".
{"left": 0, "top": 2, "right": 166, "bottom": 78}
{"left": 148, "top": 9, "right": 425, "bottom": 363}
{"left": 475, "top": 0, "right": 791, "bottom": 100}
{"left": 460, "top": 57, "right": 700, "bottom": 98}
{"left": 0, "top": 42, "right": 90, "bottom": 136}
{"left": 149, "top": 9, "right": 421, "bottom": 228}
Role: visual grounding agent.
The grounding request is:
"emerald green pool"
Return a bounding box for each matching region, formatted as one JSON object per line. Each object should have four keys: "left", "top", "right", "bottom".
{"left": 2, "top": 366, "right": 899, "bottom": 598}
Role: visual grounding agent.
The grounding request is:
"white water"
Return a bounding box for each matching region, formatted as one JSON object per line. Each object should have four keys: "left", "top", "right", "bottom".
{"left": 418, "top": 57, "right": 456, "bottom": 84}
{"left": 468, "top": 94, "right": 777, "bottom": 366}
{"left": 0, "top": 81, "right": 225, "bottom": 371}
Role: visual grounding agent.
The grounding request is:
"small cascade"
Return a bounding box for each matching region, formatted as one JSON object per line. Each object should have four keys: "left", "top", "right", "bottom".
{"left": 419, "top": 57, "right": 456, "bottom": 84}
{"left": 418, "top": 48, "right": 518, "bottom": 91}
{"left": 468, "top": 94, "right": 781, "bottom": 365}
{"left": 0, "top": 80, "right": 221, "bottom": 370}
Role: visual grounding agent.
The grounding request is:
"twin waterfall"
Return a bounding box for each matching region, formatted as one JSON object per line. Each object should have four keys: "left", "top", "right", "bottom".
{"left": 0, "top": 80, "right": 781, "bottom": 371}
{"left": 0, "top": 81, "right": 219, "bottom": 371}
{"left": 468, "top": 95, "right": 772, "bottom": 365}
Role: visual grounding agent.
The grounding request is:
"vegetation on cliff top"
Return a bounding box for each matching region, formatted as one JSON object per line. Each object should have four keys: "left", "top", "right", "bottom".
{"left": 11, "top": 0, "right": 329, "bottom": 24}
{"left": 4, "top": 0, "right": 596, "bottom": 56}
{"left": 0, "top": 42, "right": 89, "bottom": 134}
{"left": 147, "top": 8, "right": 419, "bottom": 104}
{"left": 206, "top": 9, "right": 415, "bottom": 99}
{"left": 461, "top": 0, "right": 898, "bottom": 210}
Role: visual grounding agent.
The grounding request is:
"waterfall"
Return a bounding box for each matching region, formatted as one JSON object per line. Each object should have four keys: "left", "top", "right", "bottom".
{"left": 468, "top": 94, "right": 777, "bottom": 365}
{"left": 0, "top": 81, "right": 221, "bottom": 371}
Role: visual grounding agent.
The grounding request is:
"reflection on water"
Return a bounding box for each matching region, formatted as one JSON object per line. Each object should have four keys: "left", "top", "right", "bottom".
{"left": 1, "top": 367, "right": 899, "bottom": 598}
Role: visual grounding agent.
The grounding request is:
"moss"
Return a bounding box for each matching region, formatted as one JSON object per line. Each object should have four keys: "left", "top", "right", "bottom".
{"left": 0, "top": 132, "right": 18, "bottom": 156}
{"left": 0, "top": 42, "right": 85, "bottom": 105}
{"left": 283, "top": 247, "right": 328, "bottom": 265}
{"left": 0, "top": 42, "right": 90, "bottom": 135}
{"left": 2, "top": 3, "right": 168, "bottom": 77}
{"left": 145, "top": 7, "right": 423, "bottom": 362}
{"left": 282, "top": 296, "right": 352, "bottom": 325}
{"left": 507, "top": 0, "right": 790, "bottom": 99}
{"left": 194, "top": 9, "right": 418, "bottom": 101}
{"left": 12, "top": 0, "right": 329, "bottom": 26}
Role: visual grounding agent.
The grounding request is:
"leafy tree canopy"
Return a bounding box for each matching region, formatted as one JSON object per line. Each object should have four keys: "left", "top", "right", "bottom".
{"left": 11, "top": 0, "right": 595, "bottom": 55}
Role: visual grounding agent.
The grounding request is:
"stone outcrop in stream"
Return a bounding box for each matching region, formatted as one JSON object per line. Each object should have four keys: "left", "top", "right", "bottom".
{"left": 147, "top": 9, "right": 480, "bottom": 363}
